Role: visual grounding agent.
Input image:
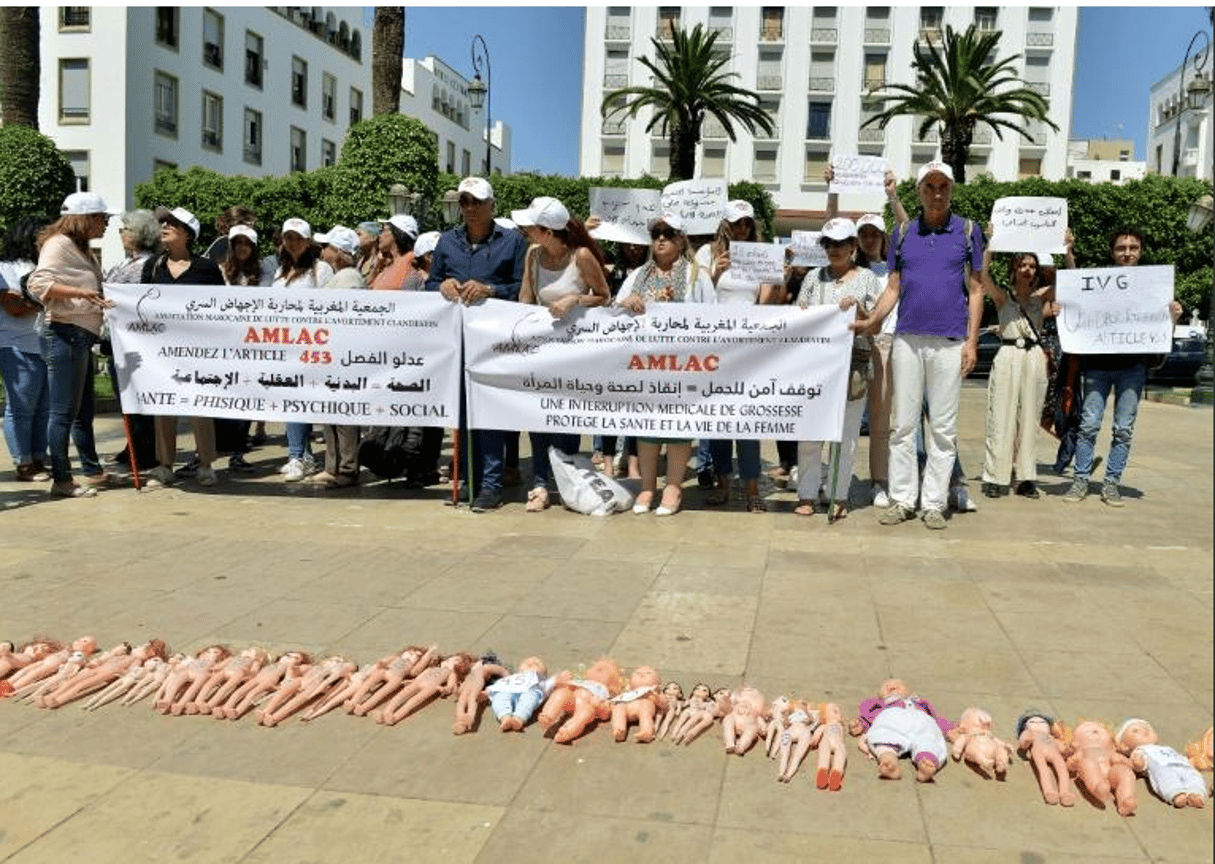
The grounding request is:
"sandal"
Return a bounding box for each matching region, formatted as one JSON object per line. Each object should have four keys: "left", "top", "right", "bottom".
{"left": 746, "top": 496, "right": 767, "bottom": 513}
{"left": 656, "top": 488, "right": 681, "bottom": 517}
{"left": 794, "top": 500, "right": 816, "bottom": 516}
{"left": 525, "top": 487, "right": 550, "bottom": 512}
{"left": 827, "top": 501, "right": 848, "bottom": 524}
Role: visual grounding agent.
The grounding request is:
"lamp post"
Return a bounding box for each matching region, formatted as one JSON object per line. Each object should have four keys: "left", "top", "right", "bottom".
{"left": 1170, "top": 30, "right": 1211, "bottom": 177}
{"left": 467, "top": 34, "right": 491, "bottom": 176}
{"left": 1187, "top": 192, "right": 1214, "bottom": 404}
{"left": 440, "top": 189, "right": 462, "bottom": 227}
{"left": 387, "top": 182, "right": 421, "bottom": 217}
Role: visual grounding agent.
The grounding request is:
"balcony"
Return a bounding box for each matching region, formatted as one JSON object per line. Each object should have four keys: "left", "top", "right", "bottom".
{"left": 918, "top": 27, "right": 942, "bottom": 45}
{"left": 605, "top": 25, "right": 630, "bottom": 41}
{"left": 760, "top": 26, "right": 784, "bottom": 42}
{"left": 702, "top": 119, "right": 728, "bottom": 139}
{"left": 602, "top": 119, "right": 628, "bottom": 136}
{"left": 864, "top": 28, "right": 890, "bottom": 44}
{"left": 1183, "top": 147, "right": 1201, "bottom": 167}
{"left": 757, "top": 75, "right": 783, "bottom": 91}
{"left": 709, "top": 25, "right": 732, "bottom": 42}
{"left": 1027, "top": 82, "right": 1050, "bottom": 96}
{"left": 863, "top": 77, "right": 886, "bottom": 93}
{"left": 858, "top": 127, "right": 885, "bottom": 143}
{"left": 810, "top": 28, "right": 837, "bottom": 43}
{"left": 808, "top": 77, "right": 835, "bottom": 93}
{"left": 603, "top": 73, "right": 628, "bottom": 88}
{"left": 1025, "top": 32, "right": 1054, "bottom": 48}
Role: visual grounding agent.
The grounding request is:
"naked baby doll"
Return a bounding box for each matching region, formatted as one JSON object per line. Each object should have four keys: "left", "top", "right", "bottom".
{"left": 259, "top": 655, "right": 356, "bottom": 727}
{"left": 655, "top": 681, "right": 685, "bottom": 741}
{"left": 610, "top": 666, "right": 668, "bottom": 743}
{"left": 949, "top": 706, "right": 1015, "bottom": 779}
{"left": 1016, "top": 711, "right": 1076, "bottom": 806}
{"left": 1116, "top": 718, "right": 1206, "bottom": 809}
{"left": 301, "top": 656, "right": 390, "bottom": 722}
{"left": 16, "top": 639, "right": 120, "bottom": 704}
{"left": 777, "top": 701, "right": 820, "bottom": 784}
{"left": 481, "top": 656, "right": 555, "bottom": 733}
{"left": 537, "top": 657, "right": 623, "bottom": 744}
{"left": 850, "top": 678, "right": 953, "bottom": 782}
{"left": 1065, "top": 720, "right": 1138, "bottom": 816}
{"left": 218, "top": 651, "right": 310, "bottom": 720}
{"left": 82, "top": 655, "right": 170, "bottom": 711}
{"left": 452, "top": 653, "right": 511, "bottom": 735}
{"left": 672, "top": 687, "right": 733, "bottom": 746}
{"left": 190, "top": 647, "right": 271, "bottom": 715}
{"left": 39, "top": 640, "right": 168, "bottom": 708}
{"left": 668, "top": 683, "right": 713, "bottom": 745}
{"left": 156, "top": 645, "right": 231, "bottom": 715}
{"left": 376, "top": 653, "right": 474, "bottom": 727}
{"left": 722, "top": 686, "right": 767, "bottom": 756}
{"left": 348, "top": 644, "right": 439, "bottom": 717}
{"left": 5, "top": 636, "right": 96, "bottom": 694}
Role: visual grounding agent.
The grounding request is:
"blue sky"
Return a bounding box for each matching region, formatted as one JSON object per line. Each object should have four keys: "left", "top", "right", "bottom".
{"left": 404, "top": 6, "right": 1213, "bottom": 177}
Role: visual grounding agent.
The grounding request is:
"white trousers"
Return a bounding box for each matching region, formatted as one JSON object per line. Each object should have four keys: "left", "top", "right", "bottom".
{"left": 797, "top": 395, "right": 866, "bottom": 503}
{"left": 889, "top": 334, "right": 961, "bottom": 513}
{"left": 982, "top": 345, "right": 1048, "bottom": 485}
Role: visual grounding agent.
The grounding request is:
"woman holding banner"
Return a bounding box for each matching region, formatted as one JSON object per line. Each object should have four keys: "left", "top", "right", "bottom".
{"left": 514, "top": 197, "right": 611, "bottom": 511}
{"left": 616, "top": 213, "right": 715, "bottom": 516}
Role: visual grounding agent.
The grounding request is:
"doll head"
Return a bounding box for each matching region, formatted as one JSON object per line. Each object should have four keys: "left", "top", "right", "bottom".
{"left": 0, "top": 641, "right": 12, "bottom": 653}
{"left": 629, "top": 666, "right": 660, "bottom": 689}
{"left": 1115, "top": 718, "right": 1158, "bottom": 753}
{"left": 1015, "top": 710, "right": 1055, "bottom": 740}
{"left": 879, "top": 678, "right": 909, "bottom": 699}
{"left": 167, "top": 652, "right": 187, "bottom": 665}
{"left": 1186, "top": 727, "right": 1214, "bottom": 771}
{"left": 21, "top": 638, "right": 62, "bottom": 657}
{"left": 399, "top": 644, "right": 429, "bottom": 662}
{"left": 958, "top": 707, "right": 993, "bottom": 733}
{"left": 279, "top": 651, "right": 311, "bottom": 667}
{"left": 585, "top": 658, "right": 623, "bottom": 695}
{"left": 1072, "top": 720, "right": 1114, "bottom": 750}
{"left": 239, "top": 646, "right": 270, "bottom": 664}
{"left": 71, "top": 635, "right": 98, "bottom": 654}
{"left": 441, "top": 653, "right": 475, "bottom": 679}
{"left": 518, "top": 656, "right": 547, "bottom": 676}
{"left": 478, "top": 651, "right": 500, "bottom": 666}
{"left": 770, "top": 695, "right": 791, "bottom": 717}
{"left": 690, "top": 682, "right": 711, "bottom": 702}
{"left": 731, "top": 686, "right": 766, "bottom": 717}
{"left": 820, "top": 702, "right": 843, "bottom": 724}
{"left": 198, "top": 644, "right": 230, "bottom": 663}
{"left": 663, "top": 681, "right": 684, "bottom": 701}
{"left": 133, "top": 640, "right": 167, "bottom": 662}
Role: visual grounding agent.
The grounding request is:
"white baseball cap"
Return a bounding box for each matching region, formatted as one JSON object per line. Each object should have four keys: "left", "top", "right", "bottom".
{"left": 724, "top": 200, "right": 755, "bottom": 223}
{"left": 494, "top": 217, "right": 518, "bottom": 232}
{"left": 314, "top": 225, "right": 359, "bottom": 257}
{"left": 413, "top": 231, "right": 441, "bottom": 258}
{"left": 646, "top": 213, "right": 684, "bottom": 233}
{"left": 512, "top": 196, "right": 570, "bottom": 230}
{"left": 280, "top": 217, "right": 312, "bottom": 239}
{"left": 380, "top": 214, "right": 418, "bottom": 238}
{"left": 857, "top": 214, "right": 887, "bottom": 234}
{"left": 155, "top": 206, "right": 201, "bottom": 238}
{"left": 457, "top": 176, "right": 494, "bottom": 200}
{"left": 62, "top": 191, "right": 119, "bottom": 216}
{"left": 821, "top": 217, "right": 858, "bottom": 241}
{"left": 228, "top": 224, "right": 258, "bottom": 245}
{"left": 916, "top": 160, "right": 955, "bottom": 186}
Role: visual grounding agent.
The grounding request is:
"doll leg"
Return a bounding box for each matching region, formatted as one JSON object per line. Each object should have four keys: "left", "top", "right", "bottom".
{"left": 202, "top": 676, "right": 247, "bottom": 715}
{"left": 375, "top": 682, "right": 420, "bottom": 725}
{"left": 155, "top": 674, "right": 189, "bottom": 713}
{"left": 553, "top": 699, "right": 598, "bottom": 744}
{"left": 1030, "top": 749, "right": 1062, "bottom": 804}
{"left": 1185, "top": 793, "right": 1205, "bottom": 809}
{"left": 452, "top": 685, "right": 479, "bottom": 735}
{"left": 44, "top": 674, "right": 109, "bottom": 708}
{"left": 171, "top": 677, "right": 209, "bottom": 716}
{"left": 871, "top": 744, "right": 902, "bottom": 779}
{"left": 828, "top": 741, "right": 848, "bottom": 791}
{"left": 722, "top": 716, "right": 738, "bottom": 753}
{"left": 680, "top": 714, "right": 717, "bottom": 746}
{"left": 506, "top": 688, "right": 546, "bottom": 731}
{"left": 384, "top": 686, "right": 440, "bottom": 726}
{"left": 344, "top": 672, "right": 387, "bottom": 714}
{"left": 256, "top": 679, "right": 302, "bottom": 726}
{"left": 634, "top": 703, "right": 658, "bottom": 743}
{"left": 227, "top": 682, "right": 275, "bottom": 720}
{"left": 537, "top": 689, "right": 571, "bottom": 729}
{"left": 352, "top": 677, "right": 403, "bottom": 717}
{"left": 610, "top": 704, "right": 630, "bottom": 742}
{"left": 1110, "top": 764, "right": 1137, "bottom": 816}
{"left": 301, "top": 681, "right": 358, "bottom": 721}
{"left": 82, "top": 678, "right": 125, "bottom": 710}
{"left": 123, "top": 676, "right": 162, "bottom": 707}
{"left": 262, "top": 683, "right": 322, "bottom": 727}
{"left": 735, "top": 724, "right": 761, "bottom": 756}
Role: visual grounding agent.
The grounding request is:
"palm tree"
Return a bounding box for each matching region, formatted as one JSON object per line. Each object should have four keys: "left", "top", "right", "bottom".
{"left": 371, "top": 8, "right": 404, "bottom": 116}
{"left": 862, "top": 24, "right": 1058, "bottom": 184}
{"left": 602, "top": 23, "right": 775, "bottom": 181}
{"left": 0, "top": 6, "right": 41, "bottom": 129}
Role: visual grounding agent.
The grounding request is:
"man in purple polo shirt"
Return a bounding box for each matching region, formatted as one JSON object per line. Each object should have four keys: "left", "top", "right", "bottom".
{"left": 854, "top": 161, "right": 985, "bottom": 530}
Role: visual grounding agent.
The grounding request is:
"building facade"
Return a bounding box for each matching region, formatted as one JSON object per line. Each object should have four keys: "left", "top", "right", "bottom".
{"left": 1147, "top": 62, "right": 1212, "bottom": 180}
{"left": 1064, "top": 139, "right": 1146, "bottom": 186}
{"left": 580, "top": 5, "right": 1078, "bottom": 229}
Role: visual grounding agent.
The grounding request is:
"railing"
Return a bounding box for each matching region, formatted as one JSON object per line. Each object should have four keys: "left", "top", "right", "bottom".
{"left": 202, "top": 130, "right": 220, "bottom": 149}
{"left": 806, "top": 126, "right": 831, "bottom": 141}
{"left": 656, "top": 22, "right": 678, "bottom": 40}
{"left": 864, "top": 77, "right": 886, "bottom": 92}
{"left": 809, "top": 77, "right": 835, "bottom": 92}
{"left": 757, "top": 75, "right": 783, "bottom": 90}
{"left": 603, "top": 74, "right": 628, "bottom": 88}
{"left": 1027, "top": 82, "right": 1050, "bottom": 96}
{"left": 858, "top": 127, "right": 885, "bottom": 142}
{"left": 709, "top": 25, "right": 733, "bottom": 41}
{"left": 702, "top": 120, "right": 728, "bottom": 139}
{"left": 810, "top": 27, "right": 837, "bottom": 43}
{"left": 864, "top": 28, "right": 890, "bottom": 43}
{"left": 1025, "top": 32, "right": 1054, "bottom": 47}
{"left": 918, "top": 27, "right": 942, "bottom": 44}
{"left": 605, "top": 25, "right": 630, "bottom": 40}
{"left": 760, "top": 27, "right": 784, "bottom": 41}
{"left": 601, "top": 119, "right": 628, "bottom": 136}
{"left": 914, "top": 128, "right": 940, "bottom": 143}
{"left": 755, "top": 117, "right": 779, "bottom": 139}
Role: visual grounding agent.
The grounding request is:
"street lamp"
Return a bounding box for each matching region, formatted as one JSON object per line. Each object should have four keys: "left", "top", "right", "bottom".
{"left": 1170, "top": 30, "right": 1211, "bottom": 177}
{"left": 1187, "top": 192, "right": 1214, "bottom": 404}
{"left": 387, "top": 182, "right": 421, "bottom": 217}
{"left": 440, "top": 189, "right": 462, "bottom": 226}
{"left": 468, "top": 34, "right": 492, "bottom": 175}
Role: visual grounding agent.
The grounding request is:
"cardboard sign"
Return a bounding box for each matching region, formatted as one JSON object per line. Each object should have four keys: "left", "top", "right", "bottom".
{"left": 660, "top": 179, "right": 728, "bottom": 235}
{"left": 828, "top": 154, "right": 888, "bottom": 196}
{"left": 726, "top": 241, "right": 786, "bottom": 286}
{"left": 988, "top": 197, "right": 1068, "bottom": 254}
{"left": 588, "top": 187, "right": 661, "bottom": 246}
{"left": 1055, "top": 265, "right": 1174, "bottom": 354}
{"left": 791, "top": 230, "right": 829, "bottom": 267}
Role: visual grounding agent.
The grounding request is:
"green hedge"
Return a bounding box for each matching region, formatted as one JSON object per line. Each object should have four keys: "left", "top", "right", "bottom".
{"left": 0, "top": 126, "right": 76, "bottom": 235}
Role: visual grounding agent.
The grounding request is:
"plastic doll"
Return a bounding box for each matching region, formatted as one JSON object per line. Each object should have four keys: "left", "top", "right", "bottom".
{"left": 776, "top": 701, "right": 819, "bottom": 783}
{"left": 537, "top": 657, "right": 623, "bottom": 744}
{"left": 82, "top": 656, "right": 169, "bottom": 711}
{"left": 348, "top": 644, "right": 439, "bottom": 717}
{"left": 1187, "top": 727, "right": 1213, "bottom": 772}
{"left": 723, "top": 686, "right": 768, "bottom": 755}
{"left": 808, "top": 702, "right": 848, "bottom": 790}
{"left": 1015, "top": 711, "right": 1076, "bottom": 806}
{"left": 672, "top": 686, "right": 733, "bottom": 747}
{"left": 1065, "top": 720, "right": 1138, "bottom": 816}
{"left": 610, "top": 666, "right": 667, "bottom": 743}
{"left": 452, "top": 653, "right": 511, "bottom": 735}
{"left": 155, "top": 645, "right": 231, "bottom": 715}
{"left": 482, "top": 656, "right": 555, "bottom": 733}
{"left": 850, "top": 678, "right": 953, "bottom": 782}
{"left": 38, "top": 640, "right": 168, "bottom": 708}
{"left": 766, "top": 695, "right": 793, "bottom": 759}
{"left": 189, "top": 647, "right": 271, "bottom": 715}
{"left": 14, "top": 639, "right": 117, "bottom": 703}
{"left": 300, "top": 657, "right": 388, "bottom": 722}
{"left": 668, "top": 683, "right": 713, "bottom": 744}
{"left": 0, "top": 638, "right": 61, "bottom": 682}
{"left": 375, "top": 653, "right": 474, "bottom": 727}
{"left": 949, "top": 706, "right": 1016, "bottom": 779}
{"left": 258, "top": 655, "right": 357, "bottom": 727}
{"left": 5, "top": 636, "right": 96, "bottom": 693}
{"left": 218, "top": 651, "right": 310, "bottom": 720}
{"left": 1115, "top": 718, "right": 1206, "bottom": 809}
{"left": 655, "top": 682, "right": 685, "bottom": 740}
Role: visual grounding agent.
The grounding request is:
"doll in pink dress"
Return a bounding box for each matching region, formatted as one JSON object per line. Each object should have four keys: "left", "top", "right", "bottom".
{"left": 850, "top": 678, "right": 953, "bottom": 782}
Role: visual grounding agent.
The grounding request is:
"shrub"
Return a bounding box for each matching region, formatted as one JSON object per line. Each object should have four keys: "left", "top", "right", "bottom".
{"left": 0, "top": 126, "right": 76, "bottom": 234}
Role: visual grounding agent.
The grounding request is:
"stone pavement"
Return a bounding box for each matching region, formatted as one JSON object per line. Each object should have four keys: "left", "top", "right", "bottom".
{"left": 0, "top": 384, "right": 1211, "bottom": 864}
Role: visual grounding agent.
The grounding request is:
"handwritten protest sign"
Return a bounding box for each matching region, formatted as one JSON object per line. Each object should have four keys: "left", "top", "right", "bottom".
{"left": 1055, "top": 265, "right": 1174, "bottom": 354}
{"left": 105, "top": 285, "right": 461, "bottom": 426}
{"left": 988, "top": 197, "right": 1068, "bottom": 254}
{"left": 791, "top": 230, "right": 830, "bottom": 267}
{"left": 464, "top": 302, "right": 851, "bottom": 441}
{"left": 828, "top": 154, "right": 888, "bottom": 196}
{"left": 588, "top": 187, "right": 660, "bottom": 246}
{"left": 661, "top": 179, "right": 727, "bottom": 235}
{"left": 726, "top": 241, "right": 786, "bottom": 286}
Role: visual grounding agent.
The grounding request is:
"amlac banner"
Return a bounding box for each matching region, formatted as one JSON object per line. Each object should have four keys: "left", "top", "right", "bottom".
{"left": 464, "top": 302, "right": 851, "bottom": 441}
{"left": 105, "top": 284, "right": 461, "bottom": 426}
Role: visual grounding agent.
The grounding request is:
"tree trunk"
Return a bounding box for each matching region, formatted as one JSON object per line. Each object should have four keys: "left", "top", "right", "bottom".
{"left": 372, "top": 8, "right": 404, "bottom": 117}
{"left": 669, "top": 126, "right": 699, "bottom": 181}
{"left": 940, "top": 121, "right": 973, "bottom": 185}
{"left": 0, "top": 6, "right": 41, "bottom": 129}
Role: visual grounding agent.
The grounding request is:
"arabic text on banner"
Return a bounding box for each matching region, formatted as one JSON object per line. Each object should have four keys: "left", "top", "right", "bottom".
{"left": 463, "top": 302, "right": 851, "bottom": 441}
{"left": 105, "top": 284, "right": 462, "bottom": 426}
{"left": 1054, "top": 266, "right": 1174, "bottom": 354}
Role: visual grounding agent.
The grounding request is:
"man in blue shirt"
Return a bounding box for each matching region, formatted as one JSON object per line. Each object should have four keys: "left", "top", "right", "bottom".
{"left": 426, "top": 176, "right": 528, "bottom": 511}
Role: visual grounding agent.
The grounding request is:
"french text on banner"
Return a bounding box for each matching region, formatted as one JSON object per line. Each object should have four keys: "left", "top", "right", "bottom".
{"left": 1054, "top": 266, "right": 1174, "bottom": 354}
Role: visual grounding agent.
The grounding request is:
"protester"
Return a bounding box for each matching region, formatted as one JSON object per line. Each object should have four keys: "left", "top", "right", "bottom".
{"left": 370, "top": 215, "right": 422, "bottom": 290}
{"left": 354, "top": 221, "right": 382, "bottom": 282}
{"left": 0, "top": 218, "right": 50, "bottom": 482}
{"left": 214, "top": 223, "right": 266, "bottom": 473}
{"left": 412, "top": 231, "right": 441, "bottom": 279}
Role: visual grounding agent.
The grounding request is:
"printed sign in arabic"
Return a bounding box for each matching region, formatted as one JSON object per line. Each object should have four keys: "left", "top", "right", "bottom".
{"left": 105, "top": 284, "right": 462, "bottom": 425}
{"left": 726, "top": 241, "right": 786, "bottom": 286}
{"left": 1055, "top": 266, "right": 1174, "bottom": 354}
{"left": 988, "top": 197, "right": 1068, "bottom": 254}
{"left": 463, "top": 302, "right": 851, "bottom": 441}
{"left": 660, "top": 179, "right": 728, "bottom": 235}
{"left": 828, "top": 154, "right": 888, "bottom": 196}
{"left": 588, "top": 187, "right": 661, "bottom": 246}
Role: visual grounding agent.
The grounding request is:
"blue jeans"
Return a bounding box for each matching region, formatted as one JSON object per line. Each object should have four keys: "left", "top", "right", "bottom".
{"left": 41, "top": 323, "right": 101, "bottom": 483}
{"left": 1074, "top": 364, "right": 1145, "bottom": 483}
{"left": 528, "top": 432, "right": 581, "bottom": 489}
{"left": 477, "top": 429, "right": 506, "bottom": 494}
{"left": 0, "top": 346, "right": 49, "bottom": 464}
{"left": 489, "top": 687, "right": 546, "bottom": 723}
{"left": 709, "top": 438, "right": 761, "bottom": 480}
{"left": 285, "top": 422, "right": 312, "bottom": 460}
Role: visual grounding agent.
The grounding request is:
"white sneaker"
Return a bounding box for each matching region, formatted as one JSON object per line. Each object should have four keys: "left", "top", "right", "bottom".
{"left": 872, "top": 484, "right": 890, "bottom": 509}
{"left": 283, "top": 457, "right": 313, "bottom": 482}
{"left": 143, "top": 465, "right": 175, "bottom": 488}
{"left": 950, "top": 484, "right": 977, "bottom": 513}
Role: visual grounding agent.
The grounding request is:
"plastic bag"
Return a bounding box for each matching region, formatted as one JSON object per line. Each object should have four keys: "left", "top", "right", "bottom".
{"left": 549, "top": 447, "right": 635, "bottom": 516}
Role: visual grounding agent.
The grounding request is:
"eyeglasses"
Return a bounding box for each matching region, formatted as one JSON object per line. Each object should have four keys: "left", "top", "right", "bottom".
{"left": 458, "top": 196, "right": 487, "bottom": 207}
{"left": 650, "top": 227, "right": 678, "bottom": 241}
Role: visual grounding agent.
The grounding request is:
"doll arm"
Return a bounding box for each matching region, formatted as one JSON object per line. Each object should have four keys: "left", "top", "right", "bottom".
{"left": 950, "top": 732, "right": 969, "bottom": 761}
{"left": 1128, "top": 748, "right": 1147, "bottom": 773}
{"left": 409, "top": 645, "right": 440, "bottom": 677}
{"left": 857, "top": 735, "right": 875, "bottom": 760}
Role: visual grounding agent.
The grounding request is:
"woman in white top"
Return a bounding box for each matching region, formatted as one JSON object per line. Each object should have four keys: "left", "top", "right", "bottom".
{"left": 616, "top": 213, "right": 715, "bottom": 517}
{"left": 515, "top": 197, "right": 611, "bottom": 511}
{"left": 795, "top": 218, "right": 881, "bottom": 522}
{"left": 0, "top": 218, "right": 49, "bottom": 482}
{"left": 694, "top": 200, "right": 781, "bottom": 512}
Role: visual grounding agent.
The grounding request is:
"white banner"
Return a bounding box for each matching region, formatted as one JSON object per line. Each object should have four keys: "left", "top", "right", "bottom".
{"left": 105, "top": 284, "right": 462, "bottom": 426}
{"left": 726, "top": 241, "right": 786, "bottom": 286}
{"left": 988, "top": 196, "right": 1068, "bottom": 254}
{"left": 661, "top": 179, "right": 728, "bottom": 235}
{"left": 828, "top": 154, "right": 888, "bottom": 196}
{"left": 463, "top": 302, "right": 851, "bottom": 441}
{"left": 1055, "top": 266, "right": 1174, "bottom": 354}
{"left": 588, "top": 187, "right": 661, "bottom": 246}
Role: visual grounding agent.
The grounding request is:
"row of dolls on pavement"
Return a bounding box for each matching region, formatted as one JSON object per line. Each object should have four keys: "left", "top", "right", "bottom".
{"left": 2, "top": 638, "right": 1211, "bottom": 813}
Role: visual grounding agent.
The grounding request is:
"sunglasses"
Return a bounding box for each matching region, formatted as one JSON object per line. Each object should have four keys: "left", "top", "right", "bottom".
{"left": 650, "top": 227, "right": 678, "bottom": 240}
{"left": 821, "top": 238, "right": 853, "bottom": 249}
{"left": 458, "top": 196, "right": 486, "bottom": 207}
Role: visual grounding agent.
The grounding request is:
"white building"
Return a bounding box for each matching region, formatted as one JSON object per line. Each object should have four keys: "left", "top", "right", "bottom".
{"left": 40, "top": 5, "right": 370, "bottom": 266}
{"left": 581, "top": 6, "right": 1078, "bottom": 230}
{"left": 1065, "top": 139, "right": 1146, "bottom": 186}
{"left": 399, "top": 56, "right": 512, "bottom": 178}
{"left": 1147, "top": 61, "right": 1212, "bottom": 180}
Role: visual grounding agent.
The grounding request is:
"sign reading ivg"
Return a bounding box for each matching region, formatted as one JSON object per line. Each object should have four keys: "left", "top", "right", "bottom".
{"left": 1055, "top": 266, "right": 1174, "bottom": 354}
